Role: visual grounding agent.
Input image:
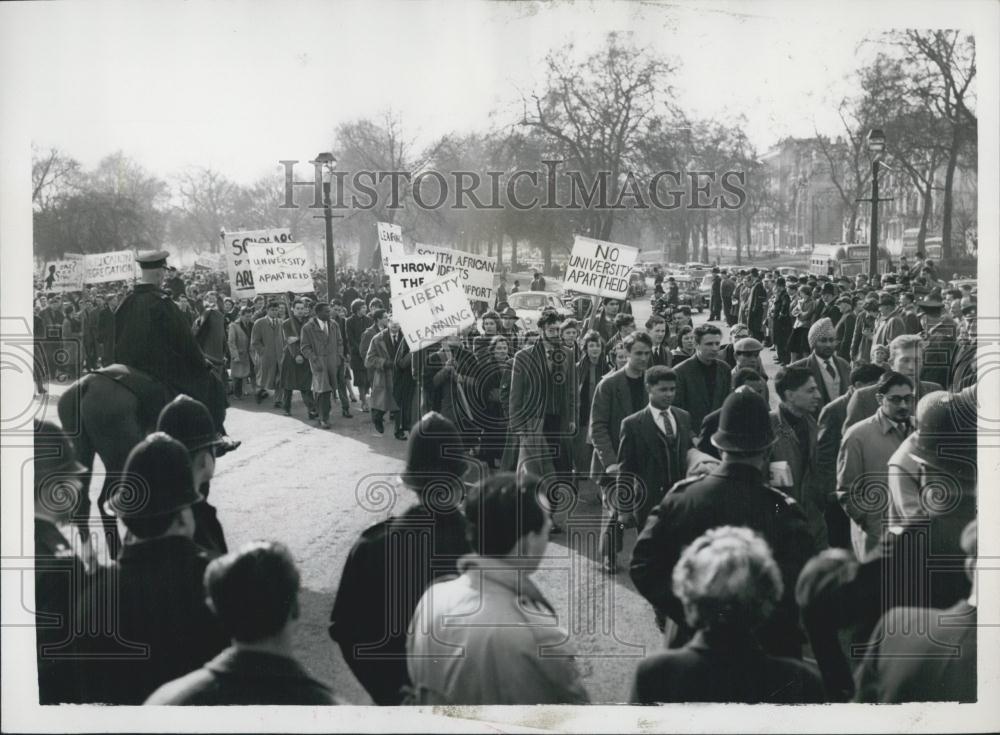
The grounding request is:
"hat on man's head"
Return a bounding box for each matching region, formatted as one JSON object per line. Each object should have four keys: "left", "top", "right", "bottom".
{"left": 878, "top": 291, "right": 896, "bottom": 306}
{"left": 910, "top": 389, "right": 977, "bottom": 481}
{"left": 157, "top": 395, "right": 224, "bottom": 454}
{"left": 34, "top": 419, "right": 87, "bottom": 482}
{"left": 711, "top": 391, "right": 776, "bottom": 453}
{"left": 108, "top": 433, "right": 202, "bottom": 519}
{"left": 808, "top": 317, "right": 836, "bottom": 349}
{"left": 135, "top": 250, "right": 170, "bottom": 269}
{"left": 821, "top": 282, "right": 836, "bottom": 296}
{"left": 501, "top": 306, "right": 517, "bottom": 318}
{"left": 734, "top": 337, "right": 763, "bottom": 354}
{"left": 402, "top": 412, "right": 469, "bottom": 492}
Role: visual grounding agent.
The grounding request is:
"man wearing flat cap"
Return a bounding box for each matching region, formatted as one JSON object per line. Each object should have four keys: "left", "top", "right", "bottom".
{"left": 72, "top": 433, "right": 229, "bottom": 704}
{"left": 114, "top": 250, "right": 238, "bottom": 451}
{"left": 915, "top": 289, "right": 959, "bottom": 389}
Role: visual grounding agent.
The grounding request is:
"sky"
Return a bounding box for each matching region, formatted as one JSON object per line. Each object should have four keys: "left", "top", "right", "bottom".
{"left": 2, "top": 0, "right": 983, "bottom": 183}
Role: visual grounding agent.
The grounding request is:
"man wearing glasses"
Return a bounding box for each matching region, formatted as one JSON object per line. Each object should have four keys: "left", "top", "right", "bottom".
{"left": 836, "top": 371, "right": 915, "bottom": 561}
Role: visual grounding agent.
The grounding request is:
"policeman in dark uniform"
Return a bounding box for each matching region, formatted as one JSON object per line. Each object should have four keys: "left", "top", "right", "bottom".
{"left": 328, "top": 412, "right": 472, "bottom": 704}
{"left": 34, "top": 419, "right": 90, "bottom": 704}
{"left": 630, "top": 390, "right": 818, "bottom": 659}
{"left": 114, "top": 250, "right": 238, "bottom": 453}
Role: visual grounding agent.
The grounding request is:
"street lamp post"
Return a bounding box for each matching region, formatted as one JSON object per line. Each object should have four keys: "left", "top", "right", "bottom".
{"left": 315, "top": 151, "right": 337, "bottom": 299}
{"left": 866, "top": 129, "right": 886, "bottom": 277}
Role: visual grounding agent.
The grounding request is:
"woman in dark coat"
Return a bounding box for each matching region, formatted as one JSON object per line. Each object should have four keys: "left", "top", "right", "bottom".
{"left": 423, "top": 334, "right": 476, "bottom": 446}
{"left": 470, "top": 335, "right": 512, "bottom": 469}
{"left": 575, "top": 330, "right": 610, "bottom": 482}
{"left": 392, "top": 337, "right": 418, "bottom": 436}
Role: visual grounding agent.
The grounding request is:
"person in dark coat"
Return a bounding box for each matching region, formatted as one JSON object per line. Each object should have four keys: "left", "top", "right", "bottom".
{"left": 329, "top": 413, "right": 471, "bottom": 705}
{"left": 72, "top": 434, "right": 230, "bottom": 704}
{"left": 192, "top": 291, "right": 227, "bottom": 381}
{"left": 34, "top": 420, "right": 90, "bottom": 704}
{"left": 747, "top": 269, "right": 767, "bottom": 340}
{"left": 833, "top": 296, "right": 856, "bottom": 363}
{"left": 156, "top": 395, "right": 230, "bottom": 557}
{"left": 392, "top": 336, "right": 419, "bottom": 436}
{"left": 708, "top": 273, "right": 722, "bottom": 320}
{"left": 788, "top": 318, "right": 851, "bottom": 417}
{"left": 113, "top": 250, "right": 235, "bottom": 448}
{"left": 345, "top": 299, "right": 373, "bottom": 412}
{"left": 617, "top": 366, "right": 693, "bottom": 533}
{"left": 695, "top": 369, "right": 767, "bottom": 460}
{"left": 671, "top": 324, "right": 731, "bottom": 431}
{"left": 720, "top": 273, "right": 736, "bottom": 326}
{"left": 772, "top": 278, "right": 794, "bottom": 365}
{"left": 147, "top": 541, "right": 337, "bottom": 705}
{"left": 279, "top": 299, "right": 316, "bottom": 418}
{"left": 630, "top": 391, "right": 818, "bottom": 660}
{"left": 630, "top": 526, "right": 824, "bottom": 704}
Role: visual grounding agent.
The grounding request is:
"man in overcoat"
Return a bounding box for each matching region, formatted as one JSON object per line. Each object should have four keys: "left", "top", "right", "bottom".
{"left": 279, "top": 298, "right": 316, "bottom": 418}
{"left": 299, "top": 302, "right": 347, "bottom": 429}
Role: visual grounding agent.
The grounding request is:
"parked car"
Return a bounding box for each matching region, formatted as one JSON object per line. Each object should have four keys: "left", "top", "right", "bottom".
{"left": 507, "top": 291, "right": 574, "bottom": 332}
{"left": 674, "top": 274, "right": 705, "bottom": 313}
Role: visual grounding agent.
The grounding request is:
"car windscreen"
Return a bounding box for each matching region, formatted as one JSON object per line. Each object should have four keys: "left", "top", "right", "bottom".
{"left": 509, "top": 294, "right": 548, "bottom": 309}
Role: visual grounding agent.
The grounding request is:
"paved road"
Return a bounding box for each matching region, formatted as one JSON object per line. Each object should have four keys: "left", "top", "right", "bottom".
{"left": 44, "top": 283, "right": 783, "bottom": 705}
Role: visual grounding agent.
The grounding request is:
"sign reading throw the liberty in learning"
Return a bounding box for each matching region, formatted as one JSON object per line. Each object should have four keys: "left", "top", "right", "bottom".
{"left": 226, "top": 229, "right": 296, "bottom": 298}
{"left": 564, "top": 235, "right": 639, "bottom": 299}
{"left": 83, "top": 250, "right": 137, "bottom": 284}
{"left": 42, "top": 259, "right": 85, "bottom": 292}
{"left": 386, "top": 253, "right": 437, "bottom": 295}
{"left": 245, "top": 240, "right": 313, "bottom": 293}
{"left": 392, "top": 271, "right": 475, "bottom": 350}
{"left": 413, "top": 243, "right": 497, "bottom": 303}
{"left": 377, "top": 221, "right": 405, "bottom": 274}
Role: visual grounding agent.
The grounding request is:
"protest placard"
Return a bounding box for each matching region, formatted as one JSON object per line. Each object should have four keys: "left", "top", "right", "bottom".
{"left": 245, "top": 240, "right": 313, "bottom": 293}
{"left": 391, "top": 271, "right": 475, "bottom": 350}
{"left": 412, "top": 243, "right": 497, "bottom": 303}
{"left": 83, "top": 249, "right": 137, "bottom": 284}
{"left": 376, "top": 221, "right": 405, "bottom": 274}
{"left": 225, "top": 229, "right": 296, "bottom": 298}
{"left": 386, "top": 253, "right": 437, "bottom": 295}
{"left": 563, "top": 235, "right": 639, "bottom": 299}
{"left": 42, "top": 259, "right": 84, "bottom": 292}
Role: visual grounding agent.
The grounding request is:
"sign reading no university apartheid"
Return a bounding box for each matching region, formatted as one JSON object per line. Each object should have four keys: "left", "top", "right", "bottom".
{"left": 244, "top": 241, "right": 313, "bottom": 294}
{"left": 564, "top": 235, "right": 639, "bottom": 299}
{"left": 386, "top": 253, "right": 437, "bottom": 295}
{"left": 84, "top": 250, "right": 138, "bottom": 284}
{"left": 377, "top": 221, "right": 406, "bottom": 274}
{"left": 391, "top": 271, "right": 475, "bottom": 350}
{"left": 413, "top": 243, "right": 497, "bottom": 303}
{"left": 226, "top": 229, "right": 297, "bottom": 298}
{"left": 42, "top": 259, "right": 85, "bottom": 292}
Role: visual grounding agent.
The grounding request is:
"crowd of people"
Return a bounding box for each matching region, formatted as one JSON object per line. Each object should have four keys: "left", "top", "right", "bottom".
{"left": 31, "top": 249, "right": 979, "bottom": 706}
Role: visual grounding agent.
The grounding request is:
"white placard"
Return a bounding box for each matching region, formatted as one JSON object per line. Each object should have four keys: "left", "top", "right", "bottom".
{"left": 412, "top": 243, "right": 497, "bottom": 303}
{"left": 42, "top": 259, "right": 84, "bottom": 292}
{"left": 224, "top": 229, "right": 295, "bottom": 298}
{"left": 376, "top": 221, "right": 405, "bottom": 274}
{"left": 386, "top": 253, "right": 437, "bottom": 295}
{"left": 563, "top": 235, "right": 639, "bottom": 299}
{"left": 391, "top": 271, "right": 475, "bottom": 350}
{"left": 83, "top": 249, "right": 136, "bottom": 284}
{"left": 245, "top": 240, "right": 313, "bottom": 293}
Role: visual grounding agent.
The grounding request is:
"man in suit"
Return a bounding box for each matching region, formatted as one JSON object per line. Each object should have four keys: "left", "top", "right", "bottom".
{"left": 833, "top": 296, "right": 856, "bottom": 363}
{"left": 844, "top": 334, "right": 941, "bottom": 430}
{"left": 811, "top": 282, "right": 841, "bottom": 326}
{"left": 508, "top": 310, "right": 578, "bottom": 526}
{"left": 279, "top": 299, "right": 316, "bottom": 418}
{"left": 345, "top": 299, "right": 373, "bottom": 412}
{"left": 789, "top": 318, "right": 851, "bottom": 417}
{"left": 588, "top": 331, "right": 652, "bottom": 572}
{"left": 871, "top": 291, "right": 906, "bottom": 348}
{"left": 747, "top": 268, "right": 767, "bottom": 340}
{"left": 814, "top": 363, "right": 885, "bottom": 550}
{"left": 672, "top": 324, "right": 731, "bottom": 431}
{"left": 583, "top": 298, "right": 620, "bottom": 344}
{"left": 299, "top": 302, "right": 348, "bottom": 429}
{"left": 645, "top": 315, "right": 670, "bottom": 367}
{"left": 250, "top": 300, "right": 285, "bottom": 407}
{"left": 837, "top": 371, "right": 915, "bottom": 562}
{"left": 365, "top": 320, "right": 404, "bottom": 438}
{"left": 770, "top": 366, "right": 826, "bottom": 549}
{"left": 617, "top": 366, "right": 693, "bottom": 533}
{"left": 360, "top": 308, "right": 388, "bottom": 398}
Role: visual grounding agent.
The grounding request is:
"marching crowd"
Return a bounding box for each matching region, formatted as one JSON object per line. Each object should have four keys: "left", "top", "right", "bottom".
{"left": 31, "top": 250, "right": 979, "bottom": 706}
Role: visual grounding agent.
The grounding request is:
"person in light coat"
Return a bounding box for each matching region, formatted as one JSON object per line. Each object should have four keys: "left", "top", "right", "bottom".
{"left": 250, "top": 300, "right": 285, "bottom": 406}
{"left": 227, "top": 307, "right": 254, "bottom": 399}
{"left": 299, "top": 302, "right": 347, "bottom": 429}
{"left": 365, "top": 320, "right": 403, "bottom": 438}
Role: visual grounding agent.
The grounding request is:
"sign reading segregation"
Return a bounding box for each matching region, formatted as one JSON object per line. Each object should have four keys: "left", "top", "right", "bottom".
{"left": 563, "top": 235, "right": 639, "bottom": 299}
{"left": 83, "top": 250, "right": 138, "bottom": 284}
{"left": 391, "top": 271, "right": 475, "bottom": 350}
{"left": 413, "top": 243, "right": 497, "bottom": 303}
{"left": 245, "top": 241, "right": 314, "bottom": 293}
{"left": 226, "top": 228, "right": 297, "bottom": 298}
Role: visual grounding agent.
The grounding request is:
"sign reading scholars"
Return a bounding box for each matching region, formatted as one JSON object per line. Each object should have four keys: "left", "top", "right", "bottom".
{"left": 245, "top": 241, "right": 313, "bottom": 293}
{"left": 564, "top": 235, "right": 639, "bottom": 299}
{"left": 386, "top": 253, "right": 437, "bottom": 295}
{"left": 225, "top": 228, "right": 297, "bottom": 298}
{"left": 83, "top": 250, "right": 137, "bottom": 284}
{"left": 42, "top": 259, "right": 85, "bottom": 292}
{"left": 391, "top": 271, "right": 475, "bottom": 350}
{"left": 413, "top": 244, "right": 497, "bottom": 303}
{"left": 377, "top": 221, "right": 405, "bottom": 274}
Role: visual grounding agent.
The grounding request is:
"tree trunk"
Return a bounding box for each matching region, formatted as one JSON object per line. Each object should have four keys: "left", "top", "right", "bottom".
{"left": 701, "top": 212, "right": 709, "bottom": 263}
{"left": 735, "top": 210, "right": 742, "bottom": 265}
{"left": 745, "top": 214, "right": 752, "bottom": 257}
{"left": 678, "top": 219, "right": 689, "bottom": 264}
{"left": 496, "top": 232, "right": 504, "bottom": 270}
{"left": 846, "top": 210, "right": 857, "bottom": 244}
{"left": 511, "top": 236, "right": 518, "bottom": 270}
{"left": 542, "top": 241, "right": 552, "bottom": 274}
{"left": 917, "top": 180, "right": 933, "bottom": 252}
{"left": 941, "top": 131, "right": 959, "bottom": 261}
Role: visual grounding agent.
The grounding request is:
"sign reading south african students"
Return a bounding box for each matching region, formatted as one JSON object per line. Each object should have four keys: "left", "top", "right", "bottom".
{"left": 413, "top": 243, "right": 497, "bottom": 303}
{"left": 564, "top": 235, "right": 639, "bottom": 299}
